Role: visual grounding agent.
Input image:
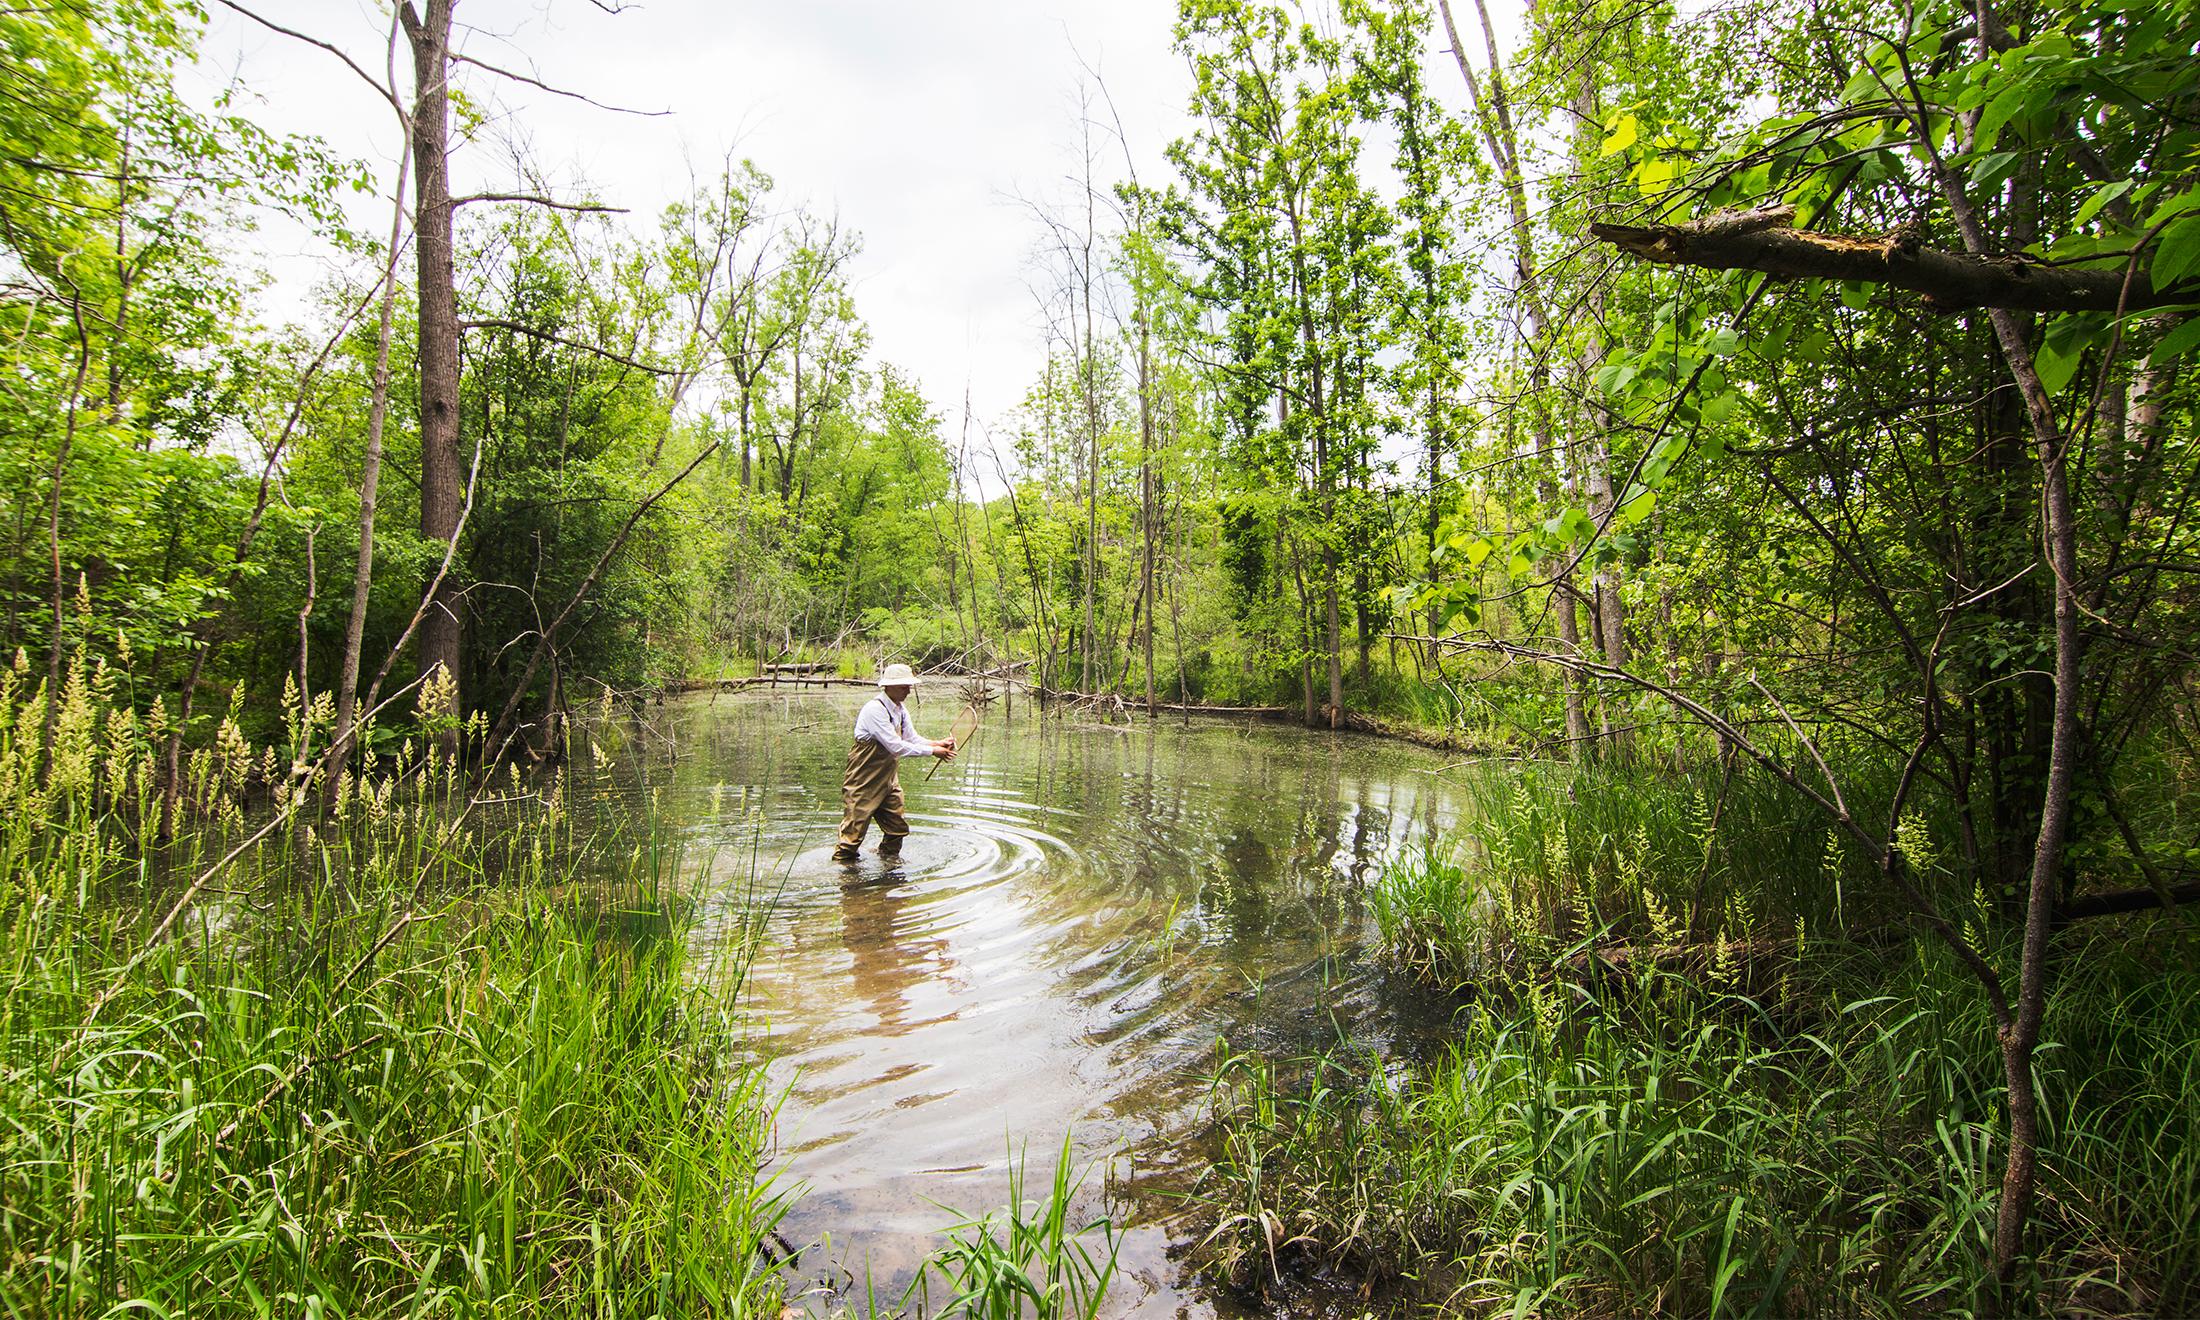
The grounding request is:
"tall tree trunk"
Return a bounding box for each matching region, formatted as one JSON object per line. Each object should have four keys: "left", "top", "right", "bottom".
{"left": 1926, "top": 32, "right": 2076, "bottom": 1293}
{"left": 1137, "top": 288, "right": 1158, "bottom": 717}
{"left": 1442, "top": 0, "right": 1587, "bottom": 751}
{"left": 1424, "top": 374, "right": 1445, "bottom": 648}
{"left": 1082, "top": 224, "right": 1100, "bottom": 696}
{"left": 402, "top": 0, "right": 463, "bottom": 742}
{"left": 1568, "top": 28, "right": 1627, "bottom": 757}
{"left": 1282, "top": 196, "right": 1342, "bottom": 730}
{"left": 1577, "top": 287, "right": 1628, "bottom": 756}
{"left": 331, "top": 128, "right": 413, "bottom": 786}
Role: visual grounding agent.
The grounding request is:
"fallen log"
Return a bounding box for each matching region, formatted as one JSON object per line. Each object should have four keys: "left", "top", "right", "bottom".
{"left": 1332, "top": 707, "right": 1505, "bottom": 755}
{"left": 1590, "top": 205, "right": 2167, "bottom": 314}
{"left": 1030, "top": 686, "right": 1293, "bottom": 717}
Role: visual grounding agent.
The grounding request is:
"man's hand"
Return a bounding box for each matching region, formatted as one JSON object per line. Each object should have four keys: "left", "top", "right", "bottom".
{"left": 931, "top": 739, "right": 957, "bottom": 760}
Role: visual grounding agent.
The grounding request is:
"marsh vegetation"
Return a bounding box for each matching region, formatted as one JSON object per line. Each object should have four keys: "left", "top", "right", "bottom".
{"left": 5, "top": 0, "right": 2199, "bottom": 1313}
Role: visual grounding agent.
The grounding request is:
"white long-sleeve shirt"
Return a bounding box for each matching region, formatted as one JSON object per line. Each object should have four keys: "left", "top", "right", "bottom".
{"left": 852, "top": 694, "right": 933, "bottom": 758}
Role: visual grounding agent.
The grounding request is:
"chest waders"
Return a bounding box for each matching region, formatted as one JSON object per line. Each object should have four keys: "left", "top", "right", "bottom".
{"left": 834, "top": 734, "right": 908, "bottom": 861}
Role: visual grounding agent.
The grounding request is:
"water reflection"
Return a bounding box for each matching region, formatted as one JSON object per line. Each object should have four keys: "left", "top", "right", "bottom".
{"left": 839, "top": 875, "right": 955, "bottom": 1036}
{"left": 587, "top": 688, "right": 1475, "bottom": 1316}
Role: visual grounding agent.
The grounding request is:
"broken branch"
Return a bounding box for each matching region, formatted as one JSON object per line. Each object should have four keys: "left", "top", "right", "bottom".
{"left": 1590, "top": 206, "right": 2168, "bottom": 313}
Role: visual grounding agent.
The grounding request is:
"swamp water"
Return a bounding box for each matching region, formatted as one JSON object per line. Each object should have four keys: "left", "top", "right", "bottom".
{"left": 596, "top": 688, "right": 1479, "bottom": 1315}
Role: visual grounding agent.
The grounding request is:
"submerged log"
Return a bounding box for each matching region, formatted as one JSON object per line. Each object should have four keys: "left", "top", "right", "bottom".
{"left": 1031, "top": 686, "right": 1292, "bottom": 717}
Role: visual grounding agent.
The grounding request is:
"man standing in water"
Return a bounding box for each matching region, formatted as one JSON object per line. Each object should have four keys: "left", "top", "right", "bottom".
{"left": 834, "top": 662, "right": 955, "bottom": 863}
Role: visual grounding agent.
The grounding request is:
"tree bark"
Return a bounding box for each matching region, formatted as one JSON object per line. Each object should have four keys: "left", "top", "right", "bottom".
{"left": 1571, "top": 61, "right": 1627, "bottom": 758}
{"left": 401, "top": 0, "right": 464, "bottom": 741}
{"left": 330, "top": 111, "right": 413, "bottom": 787}
{"left": 1589, "top": 206, "right": 2172, "bottom": 313}
{"left": 1441, "top": 0, "right": 1588, "bottom": 751}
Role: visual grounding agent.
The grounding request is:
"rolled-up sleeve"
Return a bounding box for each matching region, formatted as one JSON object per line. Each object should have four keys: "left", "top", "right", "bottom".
{"left": 853, "top": 698, "right": 933, "bottom": 758}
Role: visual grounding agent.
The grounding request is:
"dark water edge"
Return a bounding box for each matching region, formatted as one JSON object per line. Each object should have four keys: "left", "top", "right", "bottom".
{"left": 582, "top": 688, "right": 1490, "bottom": 1316}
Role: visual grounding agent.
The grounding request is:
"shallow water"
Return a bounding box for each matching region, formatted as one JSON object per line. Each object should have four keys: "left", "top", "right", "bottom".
{"left": 599, "top": 686, "right": 1478, "bottom": 1315}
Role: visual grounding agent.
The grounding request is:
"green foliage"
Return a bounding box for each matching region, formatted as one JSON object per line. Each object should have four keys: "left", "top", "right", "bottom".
{"left": 1200, "top": 936, "right": 2200, "bottom": 1314}
{"left": 1374, "top": 764, "right": 1886, "bottom": 984}
{"left": 0, "top": 654, "right": 791, "bottom": 1315}
{"left": 910, "top": 1136, "right": 1121, "bottom": 1320}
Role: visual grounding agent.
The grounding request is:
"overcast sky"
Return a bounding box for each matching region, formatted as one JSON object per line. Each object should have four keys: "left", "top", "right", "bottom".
{"left": 201, "top": 0, "right": 1214, "bottom": 446}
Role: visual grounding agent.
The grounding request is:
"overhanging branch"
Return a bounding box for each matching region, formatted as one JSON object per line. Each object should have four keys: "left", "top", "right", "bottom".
{"left": 457, "top": 318, "right": 664, "bottom": 375}
{"left": 451, "top": 192, "right": 627, "bottom": 214}
{"left": 1590, "top": 205, "right": 2168, "bottom": 314}
{"left": 2056, "top": 880, "right": 2200, "bottom": 925}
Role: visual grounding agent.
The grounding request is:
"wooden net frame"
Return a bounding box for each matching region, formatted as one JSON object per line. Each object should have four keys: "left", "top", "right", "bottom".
{"left": 925, "top": 705, "right": 983, "bottom": 779}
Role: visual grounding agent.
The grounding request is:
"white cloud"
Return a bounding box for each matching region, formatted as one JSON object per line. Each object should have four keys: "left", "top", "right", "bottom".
{"left": 202, "top": 0, "right": 1193, "bottom": 453}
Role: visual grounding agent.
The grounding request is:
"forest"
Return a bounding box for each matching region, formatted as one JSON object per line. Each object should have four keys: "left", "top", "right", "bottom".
{"left": 3, "top": 0, "right": 2198, "bottom": 1314}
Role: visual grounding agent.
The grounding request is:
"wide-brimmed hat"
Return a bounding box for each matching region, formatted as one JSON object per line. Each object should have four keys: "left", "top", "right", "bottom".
{"left": 875, "top": 662, "right": 920, "bottom": 687}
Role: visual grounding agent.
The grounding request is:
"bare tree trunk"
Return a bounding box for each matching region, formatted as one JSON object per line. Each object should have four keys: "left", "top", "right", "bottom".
{"left": 1442, "top": 0, "right": 1587, "bottom": 750}
{"left": 401, "top": 0, "right": 464, "bottom": 745}
{"left": 1081, "top": 188, "right": 1100, "bottom": 696}
{"left": 41, "top": 301, "right": 93, "bottom": 768}
{"left": 331, "top": 108, "right": 413, "bottom": 788}
{"left": 1568, "top": 54, "right": 1628, "bottom": 757}
{"left": 1923, "top": 46, "right": 2077, "bottom": 1298}
{"left": 1137, "top": 290, "right": 1157, "bottom": 717}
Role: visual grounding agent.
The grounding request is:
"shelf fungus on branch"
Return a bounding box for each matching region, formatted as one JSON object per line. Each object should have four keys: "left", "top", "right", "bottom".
{"left": 1589, "top": 205, "right": 2169, "bottom": 314}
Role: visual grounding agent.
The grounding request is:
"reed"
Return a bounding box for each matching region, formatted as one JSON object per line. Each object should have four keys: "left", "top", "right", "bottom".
{"left": 0, "top": 653, "right": 793, "bottom": 1317}
{"left": 1200, "top": 941, "right": 2200, "bottom": 1315}
{"left": 1372, "top": 762, "right": 1886, "bottom": 987}
{"left": 1215, "top": 759, "right": 2200, "bottom": 1316}
{"left": 908, "top": 1135, "right": 1121, "bottom": 1320}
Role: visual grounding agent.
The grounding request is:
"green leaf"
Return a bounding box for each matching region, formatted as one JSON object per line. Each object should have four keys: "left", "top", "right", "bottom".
{"left": 2149, "top": 316, "right": 2200, "bottom": 366}
{"left": 2073, "top": 179, "right": 2133, "bottom": 229}
{"left": 1976, "top": 82, "right": 2041, "bottom": 149}
{"left": 2145, "top": 187, "right": 2200, "bottom": 228}
{"left": 1967, "top": 151, "right": 2019, "bottom": 189}
{"left": 1601, "top": 113, "right": 1638, "bottom": 157}
{"left": 2152, "top": 216, "right": 2200, "bottom": 291}
{"left": 1619, "top": 488, "right": 1658, "bottom": 525}
{"left": 2033, "top": 314, "right": 2098, "bottom": 395}
{"left": 1464, "top": 537, "right": 1494, "bottom": 568}
{"left": 1635, "top": 156, "right": 1679, "bottom": 197}
{"left": 2033, "top": 338, "right": 2081, "bottom": 395}
{"left": 1839, "top": 282, "right": 1874, "bottom": 312}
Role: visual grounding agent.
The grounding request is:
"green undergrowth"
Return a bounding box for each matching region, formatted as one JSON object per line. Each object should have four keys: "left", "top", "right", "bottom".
{"left": 1198, "top": 938, "right": 2200, "bottom": 1316}
{"left": 898, "top": 1136, "right": 1121, "bottom": 1320}
{"left": 1372, "top": 762, "right": 1889, "bottom": 987}
{"left": 0, "top": 657, "right": 794, "bottom": 1317}
{"left": 1205, "top": 759, "right": 2200, "bottom": 1316}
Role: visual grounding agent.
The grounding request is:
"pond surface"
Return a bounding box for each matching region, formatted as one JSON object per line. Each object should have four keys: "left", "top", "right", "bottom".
{"left": 601, "top": 686, "right": 1478, "bottom": 1316}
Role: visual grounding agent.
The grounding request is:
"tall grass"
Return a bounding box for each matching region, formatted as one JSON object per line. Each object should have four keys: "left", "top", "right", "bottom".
{"left": 1214, "top": 761, "right": 2200, "bottom": 1316}
{"left": 1200, "top": 942, "right": 2200, "bottom": 1316}
{"left": 0, "top": 654, "right": 794, "bottom": 1316}
{"left": 907, "top": 1136, "right": 1120, "bottom": 1320}
{"left": 1372, "top": 762, "right": 1884, "bottom": 986}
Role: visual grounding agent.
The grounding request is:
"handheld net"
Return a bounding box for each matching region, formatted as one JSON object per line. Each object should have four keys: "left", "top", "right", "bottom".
{"left": 924, "top": 705, "right": 983, "bottom": 779}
